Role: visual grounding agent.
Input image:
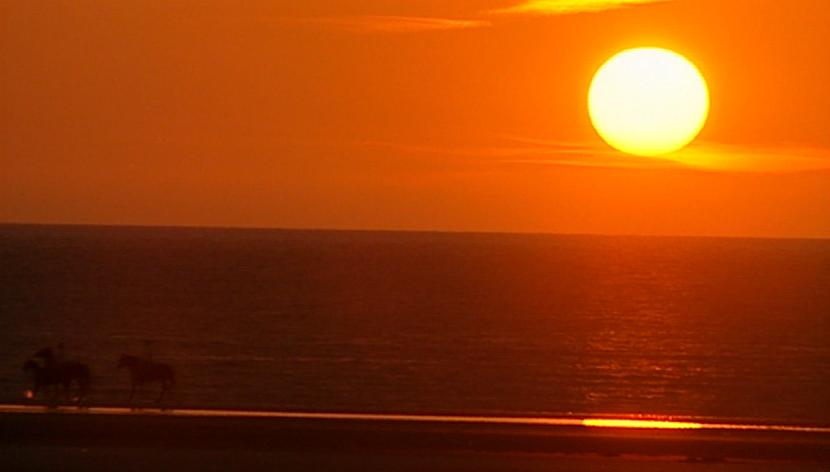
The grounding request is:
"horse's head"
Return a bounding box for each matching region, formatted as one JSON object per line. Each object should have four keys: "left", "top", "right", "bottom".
{"left": 22, "top": 359, "right": 39, "bottom": 374}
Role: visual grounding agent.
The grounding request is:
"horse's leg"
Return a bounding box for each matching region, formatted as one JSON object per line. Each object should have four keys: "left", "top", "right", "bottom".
{"left": 156, "top": 382, "right": 167, "bottom": 404}
{"left": 47, "top": 385, "right": 58, "bottom": 409}
{"left": 128, "top": 382, "right": 137, "bottom": 409}
{"left": 63, "top": 380, "right": 72, "bottom": 403}
{"left": 78, "top": 378, "right": 89, "bottom": 408}
{"left": 72, "top": 379, "right": 80, "bottom": 406}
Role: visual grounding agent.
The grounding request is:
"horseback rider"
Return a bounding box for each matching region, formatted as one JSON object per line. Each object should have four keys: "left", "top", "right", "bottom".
{"left": 118, "top": 352, "right": 175, "bottom": 405}
{"left": 25, "top": 345, "right": 91, "bottom": 405}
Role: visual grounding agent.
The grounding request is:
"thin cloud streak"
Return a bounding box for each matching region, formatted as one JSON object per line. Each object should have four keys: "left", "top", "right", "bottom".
{"left": 274, "top": 1, "right": 665, "bottom": 35}
{"left": 361, "top": 137, "right": 830, "bottom": 173}
{"left": 492, "top": 136, "right": 679, "bottom": 169}
{"left": 671, "top": 143, "right": 830, "bottom": 173}
{"left": 362, "top": 138, "right": 674, "bottom": 169}
{"left": 499, "top": 140, "right": 830, "bottom": 172}
{"left": 282, "top": 16, "right": 490, "bottom": 34}
{"left": 490, "top": 0, "right": 668, "bottom": 15}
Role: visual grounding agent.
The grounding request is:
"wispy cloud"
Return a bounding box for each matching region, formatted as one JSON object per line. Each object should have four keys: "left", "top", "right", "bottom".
{"left": 490, "top": 0, "right": 667, "bottom": 16}
{"left": 362, "top": 137, "right": 675, "bottom": 170}
{"left": 360, "top": 137, "right": 830, "bottom": 173}
{"left": 276, "top": 1, "right": 664, "bottom": 34}
{"left": 497, "top": 138, "right": 830, "bottom": 172}
{"left": 493, "top": 135, "right": 674, "bottom": 168}
{"left": 284, "top": 16, "right": 490, "bottom": 34}
{"left": 668, "top": 143, "right": 830, "bottom": 173}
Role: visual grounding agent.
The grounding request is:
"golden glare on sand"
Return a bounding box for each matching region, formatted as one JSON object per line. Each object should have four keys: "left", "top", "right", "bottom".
{"left": 3, "top": 404, "right": 830, "bottom": 433}
{"left": 582, "top": 418, "right": 703, "bottom": 430}
{"left": 588, "top": 48, "right": 709, "bottom": 157}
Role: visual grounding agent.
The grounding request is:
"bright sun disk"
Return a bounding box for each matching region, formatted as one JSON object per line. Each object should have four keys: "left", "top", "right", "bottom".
{"left": 588, "top": 47, "right": 709, "bottom": 157}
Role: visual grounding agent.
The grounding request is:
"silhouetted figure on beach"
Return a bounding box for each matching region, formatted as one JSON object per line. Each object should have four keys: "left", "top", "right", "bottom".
{"left": 117, "top": 353, "right": 175, "bottom": 407}
{"left": 24, "top": 348, "right": 90, "bottom": 406}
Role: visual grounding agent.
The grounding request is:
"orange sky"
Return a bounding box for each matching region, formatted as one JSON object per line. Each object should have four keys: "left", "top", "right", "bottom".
{"left": 3, "top": 0, "right": 829, "bottom": 237}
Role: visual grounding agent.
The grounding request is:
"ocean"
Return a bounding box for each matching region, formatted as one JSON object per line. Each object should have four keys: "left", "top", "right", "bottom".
{"left": 1, "top": 224, "right": 828, "bottom": 425}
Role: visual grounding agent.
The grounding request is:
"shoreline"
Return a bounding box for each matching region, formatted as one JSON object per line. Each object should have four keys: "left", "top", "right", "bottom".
{"left": 3, "top": 404, "right": 830, "bottom": 466}
{"left": 3, "top": 403, "right": 830, "bottom": 434}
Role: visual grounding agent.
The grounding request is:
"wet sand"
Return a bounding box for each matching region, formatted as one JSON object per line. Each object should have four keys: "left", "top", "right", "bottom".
{"left": 2, "top": 405, "right": 829, "bottom": 471}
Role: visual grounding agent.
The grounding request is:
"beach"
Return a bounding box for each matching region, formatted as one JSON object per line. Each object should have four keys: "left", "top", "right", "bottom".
{"left": 3, "top": 405, "right": 830, "bottom": 471}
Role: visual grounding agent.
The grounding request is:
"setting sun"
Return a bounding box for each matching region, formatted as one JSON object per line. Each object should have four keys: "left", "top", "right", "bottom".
{"left": 589, "top": 48, "right": 710, "bottom": 157}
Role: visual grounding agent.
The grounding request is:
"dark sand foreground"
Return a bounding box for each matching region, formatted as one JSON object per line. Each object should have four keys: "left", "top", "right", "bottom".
{"left": 2, "top": 405, "right": 829, "bottom": 471}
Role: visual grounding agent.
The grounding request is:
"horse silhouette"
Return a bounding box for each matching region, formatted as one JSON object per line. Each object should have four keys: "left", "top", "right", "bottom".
{"left": 117, "top": 354, "right": 175, "bottom": 405}
{"left": 22, "top": 358, "right": 91, "bottom": 406}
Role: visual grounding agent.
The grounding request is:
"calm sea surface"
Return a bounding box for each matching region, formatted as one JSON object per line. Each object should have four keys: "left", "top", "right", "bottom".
{"left": 1, "top": 225, "right": 828, "bottom": 424}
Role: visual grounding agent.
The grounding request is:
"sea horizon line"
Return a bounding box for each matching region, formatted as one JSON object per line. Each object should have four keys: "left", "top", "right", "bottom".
{"left": 2, "top": 221, "right": 829, "bottom": 242}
